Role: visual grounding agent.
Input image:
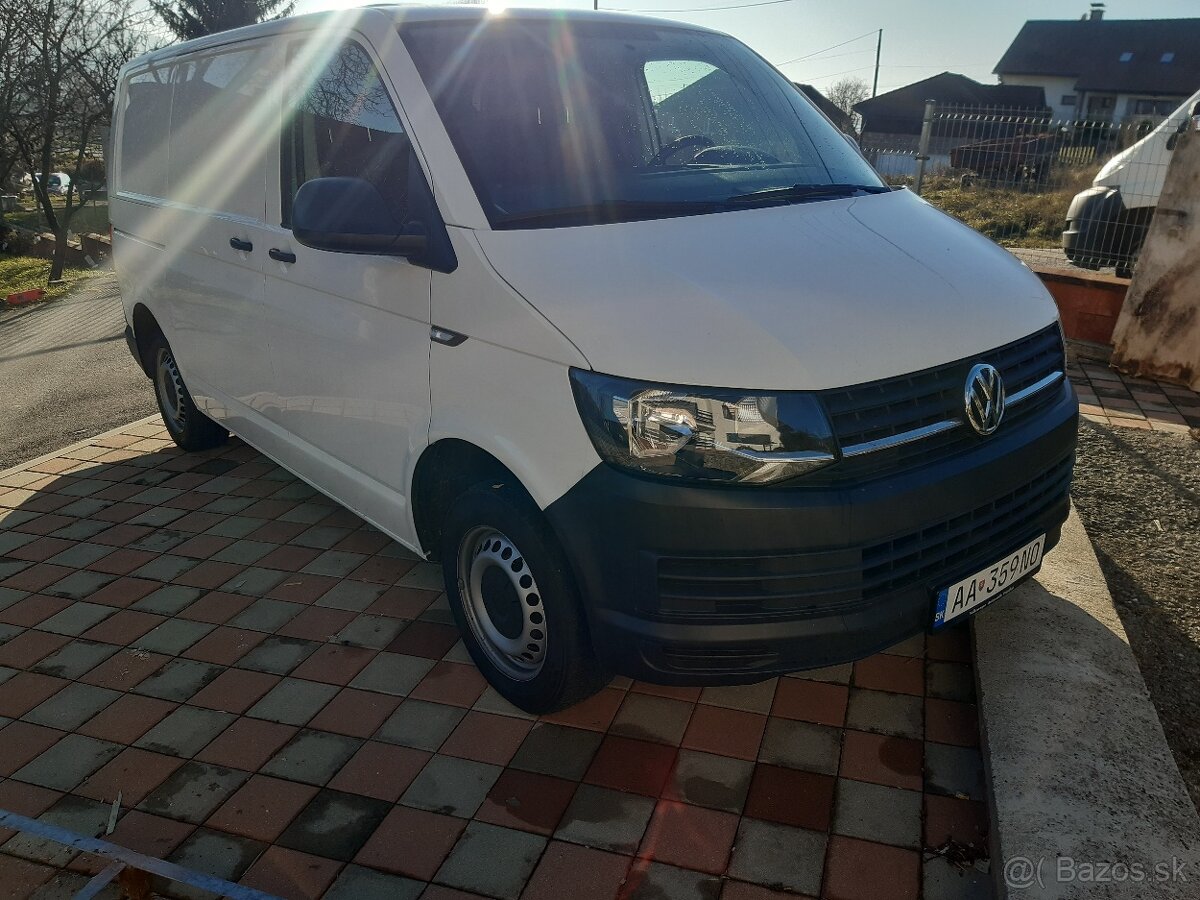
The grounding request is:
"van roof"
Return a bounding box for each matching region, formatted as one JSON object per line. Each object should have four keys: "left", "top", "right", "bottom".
{"left": 124, "top": 5, "right": 719, "bottom": 71}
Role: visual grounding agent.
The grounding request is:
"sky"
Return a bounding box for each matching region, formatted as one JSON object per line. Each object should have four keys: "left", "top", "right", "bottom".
{"left": 293, "top": 0, "right": 1200, "bottom": 97}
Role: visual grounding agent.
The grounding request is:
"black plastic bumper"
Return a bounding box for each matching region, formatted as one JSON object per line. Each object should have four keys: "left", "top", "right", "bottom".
{"left": 1062, "top": 186, "right": 1150, "bottom": 270}
{"left": 545, "top": 380, "right": 1078, "bottom": 684}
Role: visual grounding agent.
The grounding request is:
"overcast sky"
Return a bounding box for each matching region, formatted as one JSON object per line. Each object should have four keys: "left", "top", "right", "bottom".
{"left": 295, "top": 0, "right": 1199, "bottom": 97}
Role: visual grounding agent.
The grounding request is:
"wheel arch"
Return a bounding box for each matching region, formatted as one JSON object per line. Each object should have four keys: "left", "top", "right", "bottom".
{"left": 411, "top": 438, "right": 533, "bottom": 561}
{"left": 130, "top": 302, "right": 165, "bottom": 378}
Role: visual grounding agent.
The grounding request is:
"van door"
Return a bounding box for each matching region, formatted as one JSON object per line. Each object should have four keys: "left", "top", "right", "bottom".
{"left": 163, "top": 41, "right": 279, "bottom": 427}
{"left": 259, "top": 37, "right": 432, "bottom": 540}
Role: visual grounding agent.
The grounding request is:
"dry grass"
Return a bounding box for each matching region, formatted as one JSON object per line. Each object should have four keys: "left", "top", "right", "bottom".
{"left": 901, "top": 167, "right": 1100, "bottom": 249}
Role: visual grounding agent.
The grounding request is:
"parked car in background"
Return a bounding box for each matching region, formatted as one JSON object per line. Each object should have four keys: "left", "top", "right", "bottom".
{"left": 111, "top": 6, "right": 1078, "bottom": 712}
{"left": 30, "top": 172, "right": 72, "bottom": 195}
{"left": 1063, "top": 88, "right": 1200, "bottom": 276}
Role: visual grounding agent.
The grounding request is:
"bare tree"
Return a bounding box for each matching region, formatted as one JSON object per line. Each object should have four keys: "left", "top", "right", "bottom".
{"left": 826, "top": 76, "right": 871, "bottom": 134}
{"left": 0, "top": 0, "right": 149, "bottom": 281}
{"left": 151, "top": 0, "right": 294, "bottom": 42}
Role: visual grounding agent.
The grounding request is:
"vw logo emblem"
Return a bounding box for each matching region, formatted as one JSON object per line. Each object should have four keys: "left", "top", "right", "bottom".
{"left": 965, "top": 363, "right": 1005, "bottom": 435}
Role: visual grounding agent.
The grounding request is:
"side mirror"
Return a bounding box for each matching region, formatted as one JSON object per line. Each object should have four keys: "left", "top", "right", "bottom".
{"left": 292, "top": 177, "right": 427, "bottom": 258}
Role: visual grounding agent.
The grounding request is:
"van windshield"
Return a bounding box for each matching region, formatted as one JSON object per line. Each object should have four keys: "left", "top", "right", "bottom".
{"left": 399, "top": 17, "right": 885, "bottom": 229}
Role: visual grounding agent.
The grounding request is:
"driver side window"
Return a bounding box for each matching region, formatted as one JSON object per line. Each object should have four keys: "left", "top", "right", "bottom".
{"left": 643, "top": 58, "right": 791, "bottom": 162}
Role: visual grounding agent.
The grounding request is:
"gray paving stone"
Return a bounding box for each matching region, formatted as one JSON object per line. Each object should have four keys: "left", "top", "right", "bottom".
{"left": 555, "top": 784, "right": 655, "bottom": 854}
{"left": 324, "top": 864, "right": 424, "bottom": 900}
{"left": 45, "top": 542, "right": 112, "bottom": 569}
{"left": 435, "top": 821, "right": 546, "bottom": 900}
{"left": 129, "top": 528, "right": 187, "bottom": 553}
{"left": 238, "top": 636, "right": 319, "bottom": 675}
{"left": 397, "top": 562, "right": 445, "bottom": 592}
{"left": 135, "top": 706, "right": 236, "bottom": 757}
{"left": 0, "top": 558, "right": 30, "bottom": 580}
{"left": 247, "top": 677, "right": 339, "bottom": 726}
{"left": 133, "top": 659, "right": 222, "bottom": 702}
{"left": 350, "top": 652, "right": 434, "bottom": 697}
{"left": 886, "top": 633, "right": 926, "bottom": 658}
{"left": 845, "top": 688, "right": 924, "bottom": 739}
{"left": 133, "top": 619, "right": 216, "bottom": 656}
{"left": 511, "top": 722, "right": 603, "bottom": 781}
{"left": 204, "top": 515, "right": 265, "bottom": 538}
{"left": 31, "top": 640, "right": 120, "bottom": 679}
{"left": 276, "top": 498, "right": 328, "bottom": 519}
{"left": 0, "top": 666, "right": 16, "bottom": 686}
{"left": 927, "top": 661, "right": 977, "bottom": 702}
{"left": 38, "top": 602, "right": 115, "bottom": 636}
{"left": 0, "top": 531, "right": 36, "bottom": 554}
{"left": 758, "top": 718, "right": 841, "bottom": 775}
{"left": 262, "top": 729, "right": 362, "bottom": 785}
{"left": 0, "top": 622, "right": 22, "bottom": 643}
{"left": 926, "top": 742, "right": 986, "bottom": 800}
{"left": 133, "top": 584, "right": 205, "bottom": 616}
{"left": 0, "top": 508, "right": 38, "bottom": 529}
{"left": 276, "top": 789, "right": 390, "bottom": 861}
{"left": 211, "top": 540, "right": 276, "bottom": 566}
{"left": 219, "top": 567, "right": 287, "bottom": 597}
{"left": 699, "top": 680, "right": 777, "bottom": 714}
{"left": 128, "top": 496, "right": 185, "bottom": 519}
{"left": 473, "top": 686, "right": 537, "bottom": 720}
{"left": 833, "top": 779, "right": 922, "bottom": 849}
{"left": 302, "top": 551, "right": 367, "bottom": 577}
{"left": 293, "top": 526, "right": 351, "bottom": 550}
{"left": 0, "top": 586, "right": 28, "bottom": 611}
{"left": 400, "top": 754, "right": 501, "bottom": 817}
{"left": 315, "top": 580, "right": 386, "bottom": 612}
{"left": 13, "top": 734, "right": 121, "bottom": 791}
{"left": 726, "top": 818, "right": 826, "bottom": 896}
{"left": 56, "top": 479, "right": 107, "bottom": 498}
{"left": 228, "top": 597, "right": 302, "bottom": 632}
{"left": 139, "top": 762, "right": 250, "bottom": 825}
{"left": 166, "top": 827, "right": 264, "bottom": 900}
{"left": 1, "top": 795, "right": 111, "bottom": 866}
{"left": 416, "top": 593, "right": 455, "bottom": 625}
{"left": 924, "top": 856, "right": 993, "bottom": 900}
{"left": 663, "top": 749, "right": 754, "bottom": 813}
{"left": 57, "top": 498, "right": 111, "bottom": 518}
{"left": 611, "top": 694, "right": 693, "bottom": 746}
{"left": 49, "top": 519, "right": 111, "bottom": 541}
{"left": 131, "top": 554, "right": 198, "bottom": 582}
{"left": 23, "top": 683, "right": 120, "bottom": 731}
{"left": 335, "top": 614, "right": 407, "bottom": 649}
{"left": 622, "top": 862, "right": 721, "bottom": 900}
{"left": 376, "top": 698, "right": 465, "bottom": 751}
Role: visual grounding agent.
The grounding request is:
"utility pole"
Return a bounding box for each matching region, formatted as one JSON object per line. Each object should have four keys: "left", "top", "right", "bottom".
{"left": 872, "top": 29, "right": 882, "bottom": 97}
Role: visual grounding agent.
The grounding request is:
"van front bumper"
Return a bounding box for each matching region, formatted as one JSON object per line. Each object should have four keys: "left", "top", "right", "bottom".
{"left": 545, "top": 380, "right": 1077, "bottom": 684}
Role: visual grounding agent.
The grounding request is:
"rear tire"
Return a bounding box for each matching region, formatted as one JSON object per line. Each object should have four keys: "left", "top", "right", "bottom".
{"left": 440, "top": 482, "right": 609, "bottom": 713}
{"left": 148, "top": 333, "right": 228, "bottom": 452}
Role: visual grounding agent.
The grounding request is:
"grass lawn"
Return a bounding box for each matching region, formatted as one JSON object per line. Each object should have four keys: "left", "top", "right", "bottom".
{"left": 4, "top": 196, "right": 110, "bottom": 236}
{"left": 0, "top": 255, "right": 101, "bottom": 301}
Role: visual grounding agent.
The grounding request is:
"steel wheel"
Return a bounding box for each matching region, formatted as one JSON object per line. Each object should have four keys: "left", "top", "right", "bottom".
{"left": 154, "top": 346, "right": 187, "bottom": 433}
{"left": 457, "top": 526, "right": 547, "bottom": 681}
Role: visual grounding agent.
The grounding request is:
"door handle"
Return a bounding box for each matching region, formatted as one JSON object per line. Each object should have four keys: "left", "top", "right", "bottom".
{"left": 268, "top": 248, "right": 297, "bottom": 264}
{"left": 229, "top": 237, "right": 253, "bottom": 252}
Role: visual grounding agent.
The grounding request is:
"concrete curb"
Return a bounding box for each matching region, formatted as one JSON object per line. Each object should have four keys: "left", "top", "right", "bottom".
{"left": 974, "top": 506, "right": 1200, "bottom": 898}
{"left": 0, "top": 414, "right": 161, "bottom": 480}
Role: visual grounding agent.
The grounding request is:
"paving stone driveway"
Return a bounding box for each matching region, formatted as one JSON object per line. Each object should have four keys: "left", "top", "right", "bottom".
{"left": 0, "top": 418, "right": 992, "bottom": 900}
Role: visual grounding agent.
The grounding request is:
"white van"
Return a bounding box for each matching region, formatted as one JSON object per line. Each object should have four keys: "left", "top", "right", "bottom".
{"left": 111, "top": 7, "right": 1077, "bottom": 712}
{"left": 1063, "top": 88, "right": 1200, "bottom": 275}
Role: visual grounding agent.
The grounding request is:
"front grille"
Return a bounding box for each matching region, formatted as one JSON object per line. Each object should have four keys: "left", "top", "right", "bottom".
{"left": 813, "top": 325, "right": 1065, "bottom": 481}
{"left": 653, "top": 455, "right": 1072, "bottom": 622}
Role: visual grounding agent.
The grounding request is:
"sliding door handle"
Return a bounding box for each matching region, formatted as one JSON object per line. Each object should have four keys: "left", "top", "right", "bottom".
{"left": 229, "top": 237, "right": 253, "bottom": 252}
{"left": 268, "top": 248, "right": 296, "bottom": 264}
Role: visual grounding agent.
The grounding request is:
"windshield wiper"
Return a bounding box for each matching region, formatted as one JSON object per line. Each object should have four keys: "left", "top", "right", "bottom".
{"left": 726, "top": 183, "right": 891, "bottom": 205}
{"left": 492, "top": 199, "right": 730, "bottom": 228}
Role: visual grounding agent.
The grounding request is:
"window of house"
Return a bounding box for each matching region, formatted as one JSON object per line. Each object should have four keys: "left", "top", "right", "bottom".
{"left": 1061, "top": 94, "right": 1077, "bottom": 106}
{"left": 1161, "top": 52, "right": 1175, "bottom": 63}
{"left": 1119, "top": 51, "right": 1133, "bottom": 62}
{"left": 1134, "top": 98, "right": 1176, "bottom": 116}
{"left": 281, "top": 40, "right": 412, "bottom": 228}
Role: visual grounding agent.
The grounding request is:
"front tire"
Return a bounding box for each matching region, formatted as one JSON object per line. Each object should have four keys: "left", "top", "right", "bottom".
{"left": 440, "top": 482, "right": 609, "bottom": 713}
{"left": 148, "top": 334, "right": 228, "bottom": 452}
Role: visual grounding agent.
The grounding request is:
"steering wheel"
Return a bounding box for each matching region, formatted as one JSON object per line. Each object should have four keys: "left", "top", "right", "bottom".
{"left": 691, "top": 145, "right": 781, "bottom": 166}
{"left": 647, "top": 134, "right": 715, "bottom": 167}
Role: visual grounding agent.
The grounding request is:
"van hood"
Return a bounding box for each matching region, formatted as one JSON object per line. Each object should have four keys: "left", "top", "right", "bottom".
{"left": 475, "top": 189, "right": 1058, "bottom": 391}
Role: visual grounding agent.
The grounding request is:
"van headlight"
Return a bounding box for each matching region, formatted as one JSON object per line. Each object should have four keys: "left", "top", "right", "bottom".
{"left": 569, "top": 369, "right": 837, "bottom": 485}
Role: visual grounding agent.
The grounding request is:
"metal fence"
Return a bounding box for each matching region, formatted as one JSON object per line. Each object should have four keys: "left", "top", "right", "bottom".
{"left": 860, "top": 103, "right": 1188, "bottom": 276}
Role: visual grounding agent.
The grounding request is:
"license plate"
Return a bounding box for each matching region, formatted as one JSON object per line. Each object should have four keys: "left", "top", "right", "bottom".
{"left": 933, "top": 534, "right": 1045, "bottom": 628}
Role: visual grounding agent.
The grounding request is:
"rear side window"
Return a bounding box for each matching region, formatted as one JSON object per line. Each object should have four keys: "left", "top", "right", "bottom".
{"left": 169, "top": 44, "right": 275, "bottom": 219}
{"left": 119, "top": 69, "right": 172, "bottom": 197}
{"left": 281, "top": 40, "right": 411, "bottom": 228}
